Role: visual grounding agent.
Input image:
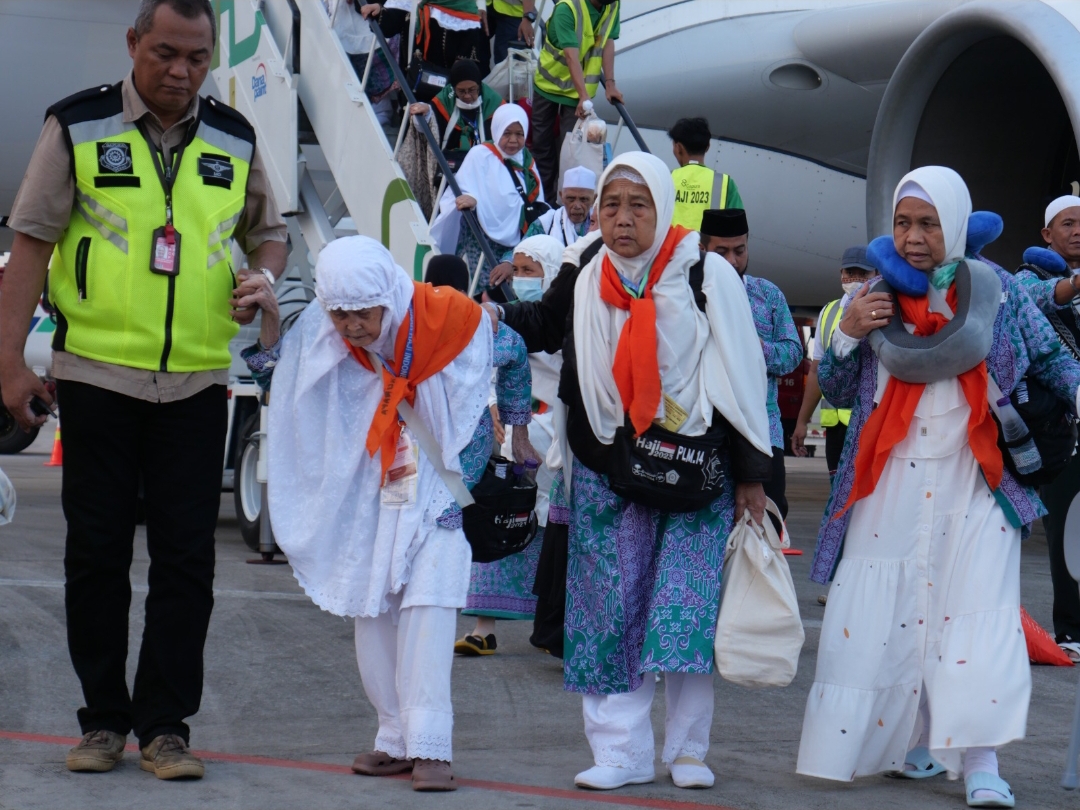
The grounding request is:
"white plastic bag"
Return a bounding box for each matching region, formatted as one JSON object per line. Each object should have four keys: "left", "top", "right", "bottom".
{"left": 0, "top": 466, "right": 16, "bottom": 525}
{"left": 558, "top": 114, "right": 605, "bottom": 194}
{"left": 487, "top": 47, "right": 536, "bottom": 102}
{"left": 714, "top": 498, "right": 803, "bottom": 687}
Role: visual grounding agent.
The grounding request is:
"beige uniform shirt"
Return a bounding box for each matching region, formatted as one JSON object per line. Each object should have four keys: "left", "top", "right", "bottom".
{"left": 7, "top": 73, "right": 288, "bottom": 403}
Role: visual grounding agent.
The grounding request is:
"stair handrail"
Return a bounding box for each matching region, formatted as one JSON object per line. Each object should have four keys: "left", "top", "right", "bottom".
{"left": 368, "top": 20, "right": 517, "bottom": 300}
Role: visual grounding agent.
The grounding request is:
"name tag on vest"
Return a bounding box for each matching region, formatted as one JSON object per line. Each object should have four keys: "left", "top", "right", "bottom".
{"left": 198, "top": 154, "right": 234, "bottom": 188}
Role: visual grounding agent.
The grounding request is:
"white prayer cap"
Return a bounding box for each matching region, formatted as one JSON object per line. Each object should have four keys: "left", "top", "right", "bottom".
{"left": 561, "top": 165, "right": 597, "bottom": 192}
{"left": 1045, "top": 195, "right": 1080, "bottom": 227}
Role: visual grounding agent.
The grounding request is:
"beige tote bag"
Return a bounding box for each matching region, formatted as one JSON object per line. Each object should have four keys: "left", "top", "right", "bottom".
{"left": 714, "top": 499, "right": 804, "bottom": 687}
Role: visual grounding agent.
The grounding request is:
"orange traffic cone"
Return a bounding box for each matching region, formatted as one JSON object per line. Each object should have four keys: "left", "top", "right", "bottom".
{"left": 44, "top": 426, "right": 62, "bottom": 467}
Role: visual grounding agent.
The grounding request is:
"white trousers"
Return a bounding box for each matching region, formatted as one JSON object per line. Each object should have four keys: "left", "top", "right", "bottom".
{"left": 354, "top": 591, "right": 458, "bottom": 762}
{"left": 582, "top": 673, "right": 714, "bottom": 769}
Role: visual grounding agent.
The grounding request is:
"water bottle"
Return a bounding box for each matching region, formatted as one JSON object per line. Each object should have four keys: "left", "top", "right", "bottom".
{"left": 996, "top": 396, "right": 1042, "bottom": 475}
{"left": 511, "top": 464, "right": 525, "bottom": 485}
{"left": 519, "top": 458, "right": 540, "bottom": 488}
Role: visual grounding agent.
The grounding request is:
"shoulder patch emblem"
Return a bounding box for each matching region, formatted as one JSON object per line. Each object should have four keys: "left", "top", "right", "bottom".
{"left": 97, "top": 142, "right": 133, "bottom": 174}
{"left": 198, "top": 154, "right": 234, "bottom": 188}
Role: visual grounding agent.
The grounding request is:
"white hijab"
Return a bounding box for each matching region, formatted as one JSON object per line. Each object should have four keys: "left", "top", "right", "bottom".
{"left": 429, "top": 103, "right": 544, "bottom": 252}
{"left": 893, "top": 165, "right": 971, "bottom": 270}
{"left": 572, "top": 152, "right": 772, "bottom": 453}
{"left": 268, "top": 236, "right": 492, "bottom": 617}
{"left": 513, "top": 234, "right": 565, "bottom": 407}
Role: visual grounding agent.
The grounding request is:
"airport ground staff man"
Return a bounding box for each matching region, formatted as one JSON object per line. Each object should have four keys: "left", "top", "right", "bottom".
{"left": 531, "top": 0, "right": 622, "bottom": 200}
{"left": 668, "top": 117, "right": 743, "bottom": 231}
{"left": 0, "top": 0, "right": 286, "bottom": 781}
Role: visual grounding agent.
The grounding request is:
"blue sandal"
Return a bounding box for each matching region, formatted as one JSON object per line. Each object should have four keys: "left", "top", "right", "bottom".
{"left": 965, "top": 772, "right": 1015, "bottom": 808}
{"left": 886, "top": 746, "right": 945, "bottom": 779}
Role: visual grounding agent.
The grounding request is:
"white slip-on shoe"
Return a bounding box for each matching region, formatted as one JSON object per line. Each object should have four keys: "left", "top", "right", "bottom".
{"left": 574, "top": 764, "right": 655, "bottom": 790}
{"left": 669, "top": 756, "right": 714, "bottom": 788}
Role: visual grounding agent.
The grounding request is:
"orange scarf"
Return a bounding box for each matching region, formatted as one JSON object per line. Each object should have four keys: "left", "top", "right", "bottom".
{"left": 838, "top": 285, "right": 1002, "bottom": 516}
{"left": 349, "top": 281, "right": 482, "bottom": 481}
{"left": 599, "top": 226, "right": 691, "bottom": 435}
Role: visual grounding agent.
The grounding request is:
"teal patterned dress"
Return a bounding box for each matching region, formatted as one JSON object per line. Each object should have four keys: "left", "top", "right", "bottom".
{"left": 563, "top": 458, "right": 734, "bottom": 695}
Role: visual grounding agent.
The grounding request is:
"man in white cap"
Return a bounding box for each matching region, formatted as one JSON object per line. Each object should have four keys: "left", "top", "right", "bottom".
{"left": 1014, "top": 194, "right": 1080, "bottom": 662}
{"left": 524, "top": 165, "right": 597, "bottom": 248}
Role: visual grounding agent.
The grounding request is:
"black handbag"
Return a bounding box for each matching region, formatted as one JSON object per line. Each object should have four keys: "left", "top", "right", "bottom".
{"left": 608, "top": 417, "right": 729, "bottom": 513}
{"left": 501, "top": 157, "right": 551, "bottom": 229}
{"left": 461, "top": 456, "right": 539, "bottom": 563}
{"left": 408, "top": 57, "right": 450, "bottom": 103}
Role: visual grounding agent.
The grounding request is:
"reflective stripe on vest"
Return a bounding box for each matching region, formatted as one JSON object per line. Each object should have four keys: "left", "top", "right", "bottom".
{"left": 534, "top": 0, "right": 618, "bottom": 101}
{"left": 671, "top": 163, "right": 716, "bottom": 230}
{"left": 51, "top": 97, "right": 252, "bottom": 373}
{"left": 818, "top": 297, "right": 851, "bottom": 427}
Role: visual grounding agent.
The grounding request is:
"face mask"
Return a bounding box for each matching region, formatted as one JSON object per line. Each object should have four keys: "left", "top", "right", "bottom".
{"left": 455, "top": 94, "right": 482, "bottom": 110}
{"left": 513, "top": 277, "right": 544, "bottom": 302}
{"left": 842, "top": 281, "right": 863, "bottom": 296}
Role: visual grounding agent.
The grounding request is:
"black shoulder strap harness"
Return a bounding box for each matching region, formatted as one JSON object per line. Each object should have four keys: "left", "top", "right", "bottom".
{"left": 1017, "top": 262, "right": 1080, "bottom": 362}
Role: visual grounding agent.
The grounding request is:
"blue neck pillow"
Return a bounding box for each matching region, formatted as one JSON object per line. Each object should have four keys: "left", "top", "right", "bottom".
{"left": 1023, "top": 245, "right": 1068, "bottom": 274}
{"left": 865, "top": 211, "right": 1004, "bottom": 297}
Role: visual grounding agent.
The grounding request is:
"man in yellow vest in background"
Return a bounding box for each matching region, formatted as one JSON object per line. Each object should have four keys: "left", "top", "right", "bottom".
{"left": 532, "top": 0, "right": 622, "bottom": 200}
{"left": 791, "top": 246, "right": 878, "bottom": 476}
{"left": 0, "top": 0, "right": 286, "bottom": 780}
{"left": 668, "top": 117, "right": 743, "bottom": 231}
{"left": 486, "top": 0, "right": 539, "bottom": 65}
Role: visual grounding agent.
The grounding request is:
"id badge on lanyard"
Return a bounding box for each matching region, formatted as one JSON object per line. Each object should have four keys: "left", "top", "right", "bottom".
{"left": 381, "top": 429, "right": 419, "bottom": 508}
{"left": 140, "top": 122, "right": 187, "bottom": 276}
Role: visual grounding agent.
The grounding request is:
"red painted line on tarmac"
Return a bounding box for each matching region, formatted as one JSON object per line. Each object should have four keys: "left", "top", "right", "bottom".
{"left": 1, "top": 729, "right": 739, "bottom": 810}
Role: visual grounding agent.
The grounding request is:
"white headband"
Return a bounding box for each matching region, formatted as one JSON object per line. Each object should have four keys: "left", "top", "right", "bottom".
{"left": 896, "top": 180, "right": 933, "bottom": 206}
{"left": 1045, "top": 195, "right": 1080, "bottom": 227}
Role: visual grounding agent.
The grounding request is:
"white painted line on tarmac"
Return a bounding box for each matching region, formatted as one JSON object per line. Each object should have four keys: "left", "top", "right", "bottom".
{"left": 0, "top": 578, "right": 309, "bottom": 601}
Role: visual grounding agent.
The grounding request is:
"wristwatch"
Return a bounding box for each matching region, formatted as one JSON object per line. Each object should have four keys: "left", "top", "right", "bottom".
{"left": 258, "top": 267, "right": 276, "bottom": 286}
{"left": 523, "top": 10, "right": 537, "bottom": 22}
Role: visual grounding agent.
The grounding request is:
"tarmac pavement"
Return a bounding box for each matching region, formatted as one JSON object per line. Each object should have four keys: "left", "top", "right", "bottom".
{"left": 1, "top": 432, "right": 1079, "bottom": 809}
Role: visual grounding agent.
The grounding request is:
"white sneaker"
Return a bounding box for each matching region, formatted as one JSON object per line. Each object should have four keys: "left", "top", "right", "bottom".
{"left": 574, "top": 764, "right": 655, "bottom": 790}
{"left": 669, "top": 756, "right": 714, "bottom": 788}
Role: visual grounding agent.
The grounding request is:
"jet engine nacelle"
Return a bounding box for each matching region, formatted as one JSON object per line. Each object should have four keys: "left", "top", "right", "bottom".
{"left": 867, "top": 0, "right": 1080, "bottom": 267}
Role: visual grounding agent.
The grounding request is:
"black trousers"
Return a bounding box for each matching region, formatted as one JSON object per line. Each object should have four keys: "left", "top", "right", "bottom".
{"left": 762, "top": 446, "right": 788, "bottom": 519}
{"left": 58, "top": 380, "right": 227, "bottom": 748}
{"left": 530, "top": 522, "right": 568, "bottom": 658}
{"left": 825, "top": 423, "right": 847, "bottom": 476}
{"left": 531, "top": 94, "right": 578, "bottom": 201}
{"left": 1040, "top": 451, "right": 1080, "bottom": 641}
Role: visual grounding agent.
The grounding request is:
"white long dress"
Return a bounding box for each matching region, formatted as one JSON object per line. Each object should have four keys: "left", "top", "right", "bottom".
{"left": 797, "top": 375, "right": 1030, "bottom": 779}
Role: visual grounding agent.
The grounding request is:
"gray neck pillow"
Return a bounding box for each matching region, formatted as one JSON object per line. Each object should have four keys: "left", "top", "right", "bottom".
{"left": 867, "top": 259, "right": 1000, "bottom": 384}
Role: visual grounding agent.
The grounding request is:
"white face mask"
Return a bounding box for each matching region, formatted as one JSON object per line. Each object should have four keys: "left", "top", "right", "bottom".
{"left": 842, "top": 281, "right": 864, "bottom": 296}
{"left": 455, "top": 94, "right": 483, "bottom": 110}
{"left": 513, "top": 277, "right": 544, "bottom": 302}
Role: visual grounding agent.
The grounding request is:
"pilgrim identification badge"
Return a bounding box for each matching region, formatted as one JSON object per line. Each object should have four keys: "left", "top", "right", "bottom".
{"left": 653, "top": 391, "right": 688, "bottom": 433}
{"left": 381, "top": 429, "right": 419, "bottom": 508}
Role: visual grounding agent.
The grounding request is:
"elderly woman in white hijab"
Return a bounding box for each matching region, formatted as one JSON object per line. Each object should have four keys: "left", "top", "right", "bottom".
{"left": 429, "top": 103, "right": 546, "bottom": 291}
{"left": 486, "top": 153, "right": 774, "bottom": 791}
{"left": 798, "top": 167, "right": 1080, "bottom": 808}
{"left": 456, "top": 235, "right": 566, "bottom": 656}
{"left": 241, "top": 236, "right": 535, "bottom": 792}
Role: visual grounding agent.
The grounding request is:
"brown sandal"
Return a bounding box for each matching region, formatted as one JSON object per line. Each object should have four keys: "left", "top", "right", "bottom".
{"left": 352, "top": 751, "right": 413, "bottom": 776}
{"left": 412, "top": 758, "right": 457, "bottom": 791}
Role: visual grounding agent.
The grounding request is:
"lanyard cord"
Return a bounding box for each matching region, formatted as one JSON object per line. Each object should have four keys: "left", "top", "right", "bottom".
{"left": 374, "top": 303, "right": 416, "bottom": 379}
{"left": 136, "top": 119, "right": 192, "bottom": 226}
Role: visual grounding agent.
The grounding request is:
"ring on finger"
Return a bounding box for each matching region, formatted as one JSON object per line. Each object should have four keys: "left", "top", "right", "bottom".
{"left": 872, "top": 310, "right": 877, "bottom": 319}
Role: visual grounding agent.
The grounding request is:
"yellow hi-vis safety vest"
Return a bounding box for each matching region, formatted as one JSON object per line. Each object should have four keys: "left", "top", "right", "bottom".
{"left": 493, "top": 0, "right": 523, "bottom": 17}
{"left": 534, "top": 0, "right": 619, "bottom": 103}
{"left": 818, "top": 297, "right": 851, "bottom": 427}
{"left": 48, "top": 83, "right": 253, "bottom": 372}
{"left": 671, "top": 162, "right": 731, "bottom": 231}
